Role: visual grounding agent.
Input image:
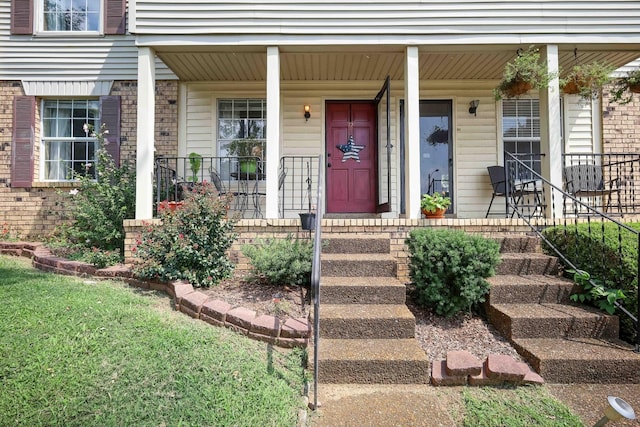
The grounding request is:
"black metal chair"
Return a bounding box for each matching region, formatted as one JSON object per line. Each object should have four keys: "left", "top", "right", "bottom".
{"left": 563, "top": 164, "right": 622, "bottom": 214}
{"left": 485, "top": 165, "right": 507, "bottom": 217}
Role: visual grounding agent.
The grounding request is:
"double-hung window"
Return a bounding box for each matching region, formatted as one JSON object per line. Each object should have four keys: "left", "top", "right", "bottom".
{"left": 42, "top": 0, "right": 101, "bottom": 32}
{"left": 502, "top": 98, "right": 541, "bottom": 176}
{"left": 42, "top": 99, "right": 100, "bottom": 181}
{"left": 217, "top": 99, "right": 266, "bottom": 178}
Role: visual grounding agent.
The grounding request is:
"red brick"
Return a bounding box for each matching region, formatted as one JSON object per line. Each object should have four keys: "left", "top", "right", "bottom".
{"left": 180, "top": 291, "right": 209, "bottom": 318}
{"left": 171, "top": 281, "right": 194, "bottom": 306}
{"left": 468, "top": 366, "right": 507, "bottom": 386}
{"left": 201, "top": 299, "right": 232, "bottom": 322}
{"left": 251, "top": 315, "right": 280, "bottom": 337}
{"left": 276, "top": 337, "right": 308, "bottom": 348}
{"left": 431, "top": 360, "right": 467, "bottom": 386}
{"left": 517, "top": 362, "right": 545, "bottom": 385}
{"left": 484, "top": 354, "right": 527, "bottom": 383}
{"left": 226, "top": 307, "right": 257, "bottom": 330}
{"left": 446, "top": 350, "right": 482, "bottom": 376}
{"left": 95, "top": 264, "right": 133, "bottom": 278}
{"left": 281, "top": 317, "right": 311, "bottom": 339}
{"left": 248, "top": 331, "right": 278, "bottom": 345}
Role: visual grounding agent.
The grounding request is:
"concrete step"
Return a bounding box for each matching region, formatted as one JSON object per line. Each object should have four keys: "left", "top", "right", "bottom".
{"left": 316, "top": 338, "right": 430, "bottom": 384}
{"left": 488, "top": 303, "right": 619, "bottom": 340}
{"left": 497, "top": 253, "right": 560, "bottom": 276}
{"left": 323, "top": 234, "right": 390, "bottom": 254}
{"left": 321, "top": 276, "right": 406, "bottom": 305}
{"left": 321, "top": 253, "right": 397, "bottom": 277}
{"left": 317, "top": 304, "right": 416, "bottom": 339}
{"left": 486, "top": 275, "right": 575, "bottom": 304}
{"left": 511, "top": 337, "right": 640, "bottom": 383}
{"left": 489, "top": 233, "right": 541, "bottom": 254}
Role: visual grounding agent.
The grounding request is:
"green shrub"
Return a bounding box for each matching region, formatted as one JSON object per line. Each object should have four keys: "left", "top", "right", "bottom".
{"left": 47, "top": 124, "right": 135, "bottom": 264}
{"left": 133, "top": 183, "right": 237, "bottom": 287}
{"left": 406, "top": 228, "right": 501, "bottom": 317}
{"left": 242, "top": 235, "right": 314, "bottom": 287}
{"left": 542, "top": 222, "right": 639, "bottom": 343}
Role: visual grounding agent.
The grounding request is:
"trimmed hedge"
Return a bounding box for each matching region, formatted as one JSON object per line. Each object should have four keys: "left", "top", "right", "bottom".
{"left": 406, "top": 228, "right": 501, "bottom": 317}
{"left": 542, "top": 222, "right": 639, "bottom": 343}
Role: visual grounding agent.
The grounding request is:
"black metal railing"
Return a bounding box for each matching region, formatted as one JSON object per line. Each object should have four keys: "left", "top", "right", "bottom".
{"left": 279, "top": 156, "right": 321, "bottom": 218}
{"left": 562, "top": 153, "right": 640, "bottom": 216}
{"left": 154, "top": 156, "right": 266, "bottom": 218}
{"left": 310, "top": 156, "right": 323, "bottom": 412}
{"left": 505, "top": 152, "right": 639, "bottom": 351}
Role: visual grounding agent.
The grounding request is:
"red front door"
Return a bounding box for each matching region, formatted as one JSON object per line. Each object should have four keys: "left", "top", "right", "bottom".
{"left": 326, "top": 102, "right": 377, "bottom": 213}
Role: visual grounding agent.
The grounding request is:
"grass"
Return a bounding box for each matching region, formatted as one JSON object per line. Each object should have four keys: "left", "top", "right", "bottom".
{"left": 461, "top": 386, "right": 584, "bottom": 426}
{"left": 0, "top": 255, "right": 306, "bottom": 427}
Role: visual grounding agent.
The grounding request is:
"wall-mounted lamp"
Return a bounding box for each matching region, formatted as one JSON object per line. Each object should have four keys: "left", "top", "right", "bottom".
{"left": 304, "top": 105, "right": 311, "bottom": 121}
{"left": 469, "top": 99, "right": 480, "bottom": 116}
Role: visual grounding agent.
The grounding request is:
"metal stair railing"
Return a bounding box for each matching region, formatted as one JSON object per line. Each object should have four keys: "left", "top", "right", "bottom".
{"left": 310, "top": 156, "right": 323, "bottom": 411}
{"left": 505, "top": 152, "right": 639, "bottom": 353}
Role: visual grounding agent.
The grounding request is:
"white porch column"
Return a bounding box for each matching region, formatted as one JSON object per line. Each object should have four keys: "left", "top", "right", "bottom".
{"left": 135, "top": 47, "right": 156, "bottom": 219}
{"left": 405, "top": 46, "right": 421, "bottom": 219}
{"left": 539, "top": 45, "right": 563, "bottom": 217}
{"left": 265, "top": 46, "right": 280, "bottom": 219}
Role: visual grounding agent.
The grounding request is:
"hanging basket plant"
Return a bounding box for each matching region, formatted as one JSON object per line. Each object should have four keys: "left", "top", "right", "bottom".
{"left": 560, "top": 61, "right": 614, "bottom": 100}
{"left": 494, "top": 46, "right": 554, "bottom": 100}
{"left": 610, "top": 68, "right": 640, "bottom": 105}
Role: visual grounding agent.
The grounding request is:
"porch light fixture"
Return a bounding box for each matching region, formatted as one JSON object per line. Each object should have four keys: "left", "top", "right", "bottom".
{"left": 469, "top": 99, "right": 480, "bottom": 116}
{"left": 593, "top": 396, "right": 636, "bottom": 426}
{"left": 304, "top": 105, "right": 311, "bottom": 121}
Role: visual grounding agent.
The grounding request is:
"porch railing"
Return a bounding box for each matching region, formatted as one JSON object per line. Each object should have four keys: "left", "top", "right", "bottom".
{"left": 310, "top": 156, "right": 323, "bottom": 412}
{"left": 505, "top": 152, "right": 639, "bottom": 351}
{"left": 562, "top": 153, "right": 640, "bottom": 216}
{"left": 155, "top": 155, "right": 321, "bottom": 219}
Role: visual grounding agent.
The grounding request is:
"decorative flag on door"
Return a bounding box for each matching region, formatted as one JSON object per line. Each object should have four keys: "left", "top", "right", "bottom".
{"left": 336, "top": 135, "right": 365, "bottom": 162}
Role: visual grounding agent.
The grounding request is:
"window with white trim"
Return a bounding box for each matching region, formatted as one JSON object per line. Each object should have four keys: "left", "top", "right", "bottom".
{"left": 502, "top": 98, "right": 541, "bottom": 174}
{"left": 40, "top": 0, "right": 101, "bottom": 32}
{"left": 41, "top": 99, "right": 99, "bottom": 181}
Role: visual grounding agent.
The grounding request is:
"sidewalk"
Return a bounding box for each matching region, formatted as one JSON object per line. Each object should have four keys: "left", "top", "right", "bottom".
{"left": 307, "top": 383, "right": 640, "bottom": 426}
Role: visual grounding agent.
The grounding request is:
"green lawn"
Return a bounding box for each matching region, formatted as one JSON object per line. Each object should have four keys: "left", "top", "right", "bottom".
{"left": 0, "top": 255, "right": 306, "bottom": 427}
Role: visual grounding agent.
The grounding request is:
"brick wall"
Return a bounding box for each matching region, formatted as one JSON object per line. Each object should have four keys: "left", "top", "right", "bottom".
{"left": 0, "top": 80, "right": 179, "bottom": 239}
{"left": 603, "top": 84, "right": 640, "bottom": 153}
{"left": 124, "top": 218, "right": 533, "bottom": 284}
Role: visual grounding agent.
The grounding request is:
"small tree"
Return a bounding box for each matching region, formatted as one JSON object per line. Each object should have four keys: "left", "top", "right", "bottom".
{"left": 133, "top": 183, "right": 237, "bottom": 287}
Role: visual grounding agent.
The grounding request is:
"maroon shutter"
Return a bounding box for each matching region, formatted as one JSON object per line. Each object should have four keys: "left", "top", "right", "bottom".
{"left": 11, "top": 96, "right": 35, "bottom": 188}
{"left": 100, "top": 96, "right": 121, "bottom": 167}
{"left": 104, "top": 0, "right": 125, "bottom": 35}
{"left": 11, "top": 0, "right": 33, "bottom": 35}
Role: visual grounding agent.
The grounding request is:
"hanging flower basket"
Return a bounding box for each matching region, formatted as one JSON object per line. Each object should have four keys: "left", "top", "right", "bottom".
{"left": 502, "top": 77, "right": 533, "bottom": 98}
{"left": 630, "top": 83, "right": 640, "bottom": 94}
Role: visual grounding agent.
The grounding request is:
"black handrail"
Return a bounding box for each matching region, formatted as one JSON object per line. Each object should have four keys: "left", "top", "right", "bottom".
{"left": 505, "top": 152, "right": 639, "bottom": 352}
{"left": 310, "top": 156, "right": 323, "bottom": 411}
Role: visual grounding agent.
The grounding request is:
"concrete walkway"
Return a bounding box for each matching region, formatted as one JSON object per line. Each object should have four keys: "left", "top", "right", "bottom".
{"left": 307, "top": 383, "right": 640, "bottom": 426}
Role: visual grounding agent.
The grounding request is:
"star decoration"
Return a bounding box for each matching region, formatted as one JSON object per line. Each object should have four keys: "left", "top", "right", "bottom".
{"left": 336, "top": 136, "right": 365, "bottom": 163}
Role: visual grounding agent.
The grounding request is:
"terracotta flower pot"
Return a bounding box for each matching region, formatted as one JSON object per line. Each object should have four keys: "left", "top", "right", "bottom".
{"left": 629, "top": 83, "right": 640, "bottom": 94}
{"left": 158, "top": 200, "right": 184, "bottom": 213}
{"left": 422, "top": 208, "right": 446, "bottom": 219}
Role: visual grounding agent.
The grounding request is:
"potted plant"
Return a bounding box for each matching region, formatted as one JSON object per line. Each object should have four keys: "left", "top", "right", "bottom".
{"left": 494, "top": 46, "right": 554, "bottom": 100}
{"left": 421, "top": 192, "right": 451, "bottom": 218}
{"left": 188, "top": 152, "right": 202, "bottom": 182}
{"left": 226, "top": 138, "right": 263, "bottom": 174}
{"left": 609, "top": 68, "right": 640, "bottom": 105}
{"left": 560, "top": 61, "right": 614, "bottom": 100}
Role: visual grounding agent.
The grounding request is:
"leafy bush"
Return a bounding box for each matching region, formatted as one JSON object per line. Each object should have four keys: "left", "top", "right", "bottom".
{"left": 542, "top": 222, "right": 639, "bottom": 343}
{"left": 242, "top": 235, "right": 314, "bottom": 287}
{"left": 47, "top": 124, "right": 135, "bottom": 265}
{"left": 133, "top": 183, "right": 237, "bottom": 287}
{"left": 406, "top": 228, "right": 500, "bottom": 317}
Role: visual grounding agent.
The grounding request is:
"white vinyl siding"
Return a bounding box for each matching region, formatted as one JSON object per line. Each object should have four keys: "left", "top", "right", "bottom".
{"left": 0, "top": 0, "right": 175, "bottom": 81}
{"left": 132, "top": 0, "right": 640, "bottom": 41}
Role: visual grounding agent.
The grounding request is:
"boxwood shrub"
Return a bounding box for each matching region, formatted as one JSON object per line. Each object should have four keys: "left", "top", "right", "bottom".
{"left": 406, "top": 228, "right": 500, "bottom": 317}
{"left": 542, "top": 222, "right": 639, "bottom": 343}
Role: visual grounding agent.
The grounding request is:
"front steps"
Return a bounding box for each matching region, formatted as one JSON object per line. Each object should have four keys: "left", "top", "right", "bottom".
{"left": 486, "top": 234, "right": 640, "bottom": 383}
{"left": 315, "top": 234, "right": 430, "bottom": 384}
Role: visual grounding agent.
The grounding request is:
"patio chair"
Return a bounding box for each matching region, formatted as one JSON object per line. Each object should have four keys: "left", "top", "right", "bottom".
{"left": 485, "top": 166, "right": 506, "bottom": 217}
{"left": 563, "top": 164, "right": 622, "bottom": 213}
{"left": 210, "top": 168, "right": 249, "bottom": 212}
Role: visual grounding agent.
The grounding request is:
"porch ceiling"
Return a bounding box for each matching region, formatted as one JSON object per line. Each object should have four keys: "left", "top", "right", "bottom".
{"left": 155, "top": 46, "right": 640, "bottom": 82}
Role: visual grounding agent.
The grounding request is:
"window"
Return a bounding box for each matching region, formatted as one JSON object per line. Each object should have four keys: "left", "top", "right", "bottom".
{"left": 42, "top": 99, "right": 100, "bottom": 181}
{"left": 41, "top": 0, "right": 101, "bottom": 32}
{"left": 502, "top": 98, "right": 541, "bottom": 175}
{"left": 217, "top": 99, "right": 266, "bottom": 178}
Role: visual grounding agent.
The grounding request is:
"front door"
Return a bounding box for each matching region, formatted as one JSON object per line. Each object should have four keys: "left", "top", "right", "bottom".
{"left": 326, "top": 102, "right": 377, "bottom": 213}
